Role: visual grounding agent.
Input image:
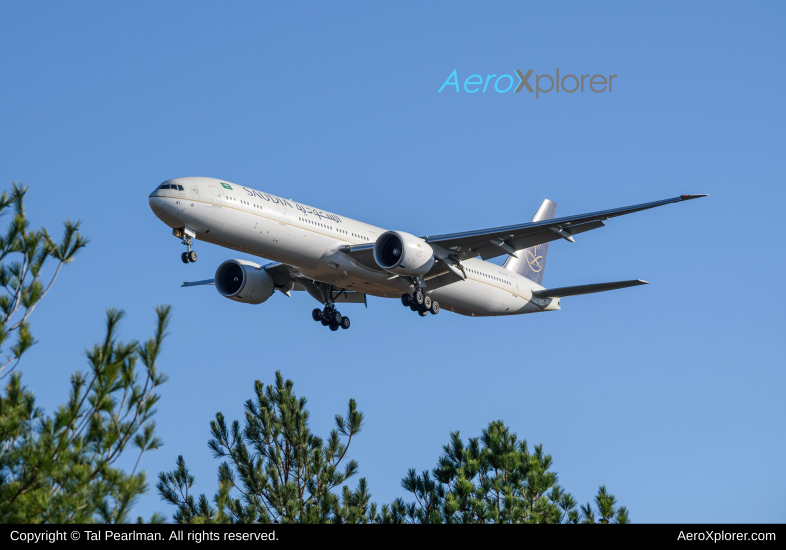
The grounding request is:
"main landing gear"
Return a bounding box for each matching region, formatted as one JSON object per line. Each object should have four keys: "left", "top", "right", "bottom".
{"left": 311, "top": 284, "right": 350, "bottom": 331}
{"left": 312, "top": 306, "right": 350, "bottom": 331}
{"left": 401, "top": 292, "right": 439, "bottom": 317}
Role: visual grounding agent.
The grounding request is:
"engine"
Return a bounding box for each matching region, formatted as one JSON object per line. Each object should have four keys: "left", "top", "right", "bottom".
{"left": 214, "top": 259, "right": 275, "bottom": 304}
{"left": 373, "top": 231, "right": 435, "bottom": 276}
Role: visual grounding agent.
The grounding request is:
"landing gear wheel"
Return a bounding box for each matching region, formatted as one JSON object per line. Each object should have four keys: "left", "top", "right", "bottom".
{"left": 401, "top": 294, "right": 411, "bottom": 307}
{"left": 329, "top": 322, "right": 339, "bottom": 331}
{"left": 430, "top": 301, "right": 440, "bottom": 315}
{"left": 332, "top": 310, "right": 342, "bottom": 324}
{"left": 423, "top": 296, "right": 432, "bottom": 310}
{"left": 312, "top": 308, "right": 322, "bottom": 322}
{"left": 180, "top": 232, "right": 196, "bottom": 264}
{"left": 340, "top": 317, "right": 350, "bottom": 329}
{"left": 418, "top": 309, "right": 428, "bottom": 317}
{"left": 410, "top": 303, "right": 419, "bottom": 312}
{"left": 321, "top": 318, "right": 330, "bottom": 326}
{"left": 413, "top": 291, "right": 424, "bottom": 306}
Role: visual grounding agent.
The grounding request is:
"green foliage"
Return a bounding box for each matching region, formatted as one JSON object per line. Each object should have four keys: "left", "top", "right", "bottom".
{"left": 0, "top": 306, "right": 171, "bottom": 523}
{"left": 0, "top": 182, "right": 88, "bottom": 380}
{"left": 379, "top": 420, "right": 629, "bottom": 524}
{"left": 158, "top": 371, "right": 374, "bottom": 523}
{"left": 158, "top": 376, "right": 630, "bottom": 525}
{"left": 580, "top": 485, "right": 630, "bottom": 524}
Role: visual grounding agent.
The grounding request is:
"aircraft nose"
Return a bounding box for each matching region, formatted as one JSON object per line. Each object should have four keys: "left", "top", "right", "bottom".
{"left": 148, "top": 178, "right": 192, "bottom": 229}
{"left": 148, "top": 180, "right": 170, "bottom": 217}
{"left": 148, "top": 194, "right": 165, "bottom": 217}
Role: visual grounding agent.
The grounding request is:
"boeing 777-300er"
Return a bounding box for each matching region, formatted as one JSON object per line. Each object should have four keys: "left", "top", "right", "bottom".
{"left": 148, "top": 177, "right": 707, "bottom": 331}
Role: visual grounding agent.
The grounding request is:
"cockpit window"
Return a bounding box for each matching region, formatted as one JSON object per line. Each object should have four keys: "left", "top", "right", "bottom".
{"left": 177, "top": 185, "right": 184, "bottom": 191}
{"left": 159, "top": 184, "right": 171, "bottom": 189}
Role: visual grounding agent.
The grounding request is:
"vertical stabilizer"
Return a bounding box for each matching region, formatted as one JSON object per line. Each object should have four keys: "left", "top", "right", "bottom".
{"left": 503, "top": 199, "right": 557, "bottom": 285}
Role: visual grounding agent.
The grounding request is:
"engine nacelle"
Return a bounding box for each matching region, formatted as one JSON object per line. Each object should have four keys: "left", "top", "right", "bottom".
{"left": 373, "top": 231, "right": 435, "bottom": 276}
{"left": 214, "top": 259, "right": 275, "bottom": 304}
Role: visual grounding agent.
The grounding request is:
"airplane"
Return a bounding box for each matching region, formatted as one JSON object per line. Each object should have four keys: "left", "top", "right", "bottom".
{"left": 148, "top": 177, "right": 707, "bottom": 331}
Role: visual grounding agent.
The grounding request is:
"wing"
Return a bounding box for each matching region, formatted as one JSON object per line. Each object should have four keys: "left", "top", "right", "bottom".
{"left": 339, "top": 242, "right": 466, "bottom": 290}
{"left": 342, "top": 194, "right": 707, "bottom": 284}
{"left": 423, "top": 194, "right": 708, "bottom": 262}
{"left": 181, "top": 279, "right": 215, "bottom": 287}
{"left": 263, "top": 262, "right": 368, "bottom": 304}
{"left": 180, "top": 264, "right": 308, "bottom": 294}
{"left": 183, "top": 262, "right": 368, "bottom": 305}
{"left": 261, "top": 262, "right": 308, "bottom": 296}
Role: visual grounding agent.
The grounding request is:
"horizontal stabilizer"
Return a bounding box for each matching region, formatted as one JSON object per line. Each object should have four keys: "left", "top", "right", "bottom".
{"left": 182, "top": 279, "right": 215, "bottom": 287}
{"left": 532, "top": 279, "right": 648, "bottom": 299}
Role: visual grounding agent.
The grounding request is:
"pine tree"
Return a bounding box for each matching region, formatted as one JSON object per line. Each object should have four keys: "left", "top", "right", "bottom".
{"left": 158, "top": 371, "right": 371, "bottom": 523}
{"left": 382, "top": 420, "right": 628, "bottom": 524}
{"left": 580, "top": 485, "right": 630, "bottom": 524}
{"left": 0, "top": 182, "right": 169, "bottom": 523}
{"left": 0, "top": 306, "right": 171, "bottom": 523}
{"left": 0, "top": 182, "right": 87, "bottom": 380}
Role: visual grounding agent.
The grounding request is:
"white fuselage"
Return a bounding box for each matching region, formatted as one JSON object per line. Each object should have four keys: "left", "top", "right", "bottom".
{"left": 148, "top": 177, "right": 560, "bottom": 317}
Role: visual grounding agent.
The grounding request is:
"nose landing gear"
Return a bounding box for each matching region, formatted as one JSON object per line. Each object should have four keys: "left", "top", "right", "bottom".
{"left": 180, "top": 236, "right": 197, "bottom": 264}
{"left": 175, "top": 227, "right": 198, "bottom": 264}
{"left": 181, "top": 250, "right": 197, "bottom": 264}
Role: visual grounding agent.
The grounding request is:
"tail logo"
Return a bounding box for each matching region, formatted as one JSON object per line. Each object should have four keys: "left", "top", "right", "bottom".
{"left": 526, "top": 246, "right": 544, "bottom": 272}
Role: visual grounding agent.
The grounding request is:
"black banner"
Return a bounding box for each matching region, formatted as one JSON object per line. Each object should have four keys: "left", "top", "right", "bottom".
{"left": 0, "top": 524, "right": 783, "bottom": 545}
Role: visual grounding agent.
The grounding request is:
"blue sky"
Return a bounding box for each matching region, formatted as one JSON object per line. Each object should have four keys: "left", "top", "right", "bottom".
{"left": 1, "top": 1, "right": 784, "bottom": 522}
